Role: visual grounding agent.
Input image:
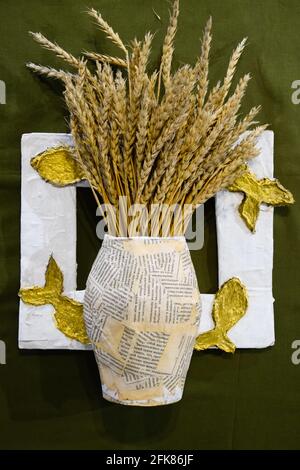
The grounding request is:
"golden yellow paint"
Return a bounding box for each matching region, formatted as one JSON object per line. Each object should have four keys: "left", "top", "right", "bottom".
{"left": 228, "top": 167, "right": 295, "bottom": 232}
{"left": 194, "top": 278, "right": 248, "bottom": 353}
{"left": 31, "top": 146, "right": 85, "bottom": 186}
{"left": 19, "top": 256, "right": 89, "bottom": 344}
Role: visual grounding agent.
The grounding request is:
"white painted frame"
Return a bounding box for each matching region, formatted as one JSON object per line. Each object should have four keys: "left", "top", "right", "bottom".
{"left": 19, "top": 131, "right": 275, "bottom": 349}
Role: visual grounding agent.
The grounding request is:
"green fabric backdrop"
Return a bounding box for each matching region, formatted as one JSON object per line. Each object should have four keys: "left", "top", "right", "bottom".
{"left": 0, "top": 0, "right": 299, "bottom": 450}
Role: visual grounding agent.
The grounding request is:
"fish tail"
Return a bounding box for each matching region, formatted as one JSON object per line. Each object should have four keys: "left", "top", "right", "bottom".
{"left": 195, "top": 328, "right": 236, "bottom": 353}
{"left": 19, "top": 256, "right": 64, "bottom": 308}
{"left": 19, "top": 284, "right": 59, "bottom": 307}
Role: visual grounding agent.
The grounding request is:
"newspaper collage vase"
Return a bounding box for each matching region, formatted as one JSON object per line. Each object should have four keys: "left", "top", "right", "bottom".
{"left": 83, "top": 235, "right": 201, "bottom": 406}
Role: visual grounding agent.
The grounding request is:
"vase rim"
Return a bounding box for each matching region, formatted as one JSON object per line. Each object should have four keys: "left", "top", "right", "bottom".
{"left": 104, "top": 234, "right": 186, "bottom": 241}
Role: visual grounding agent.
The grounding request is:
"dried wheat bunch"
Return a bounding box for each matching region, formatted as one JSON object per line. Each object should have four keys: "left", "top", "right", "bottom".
{"left": 27, "top": 0, "right": 267, "bottom": 236}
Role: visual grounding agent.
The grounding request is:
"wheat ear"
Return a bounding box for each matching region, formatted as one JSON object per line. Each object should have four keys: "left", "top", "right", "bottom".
{"left": 29, "top": 32, "right": 80, "bottom": 68}
{"left": 87, "top": 8, "right": 127, "bottom": 54}
{"left": 84, "top": 51, "right": 127, "bottom": 67}
{"left": 221, "top": 38, "right": 247, "bottom": 102}
{"left": 26, "top": 62, "right": 72, "bottom": 81}
{"left": 157, "top": 0, "right": 180, "bottom": 96}
{"left": 194, "top": 16, "right": 212, "bottom": 109}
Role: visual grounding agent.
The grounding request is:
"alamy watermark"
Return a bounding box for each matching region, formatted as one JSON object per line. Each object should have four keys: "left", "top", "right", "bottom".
{"left": 291, "top": 340, "right": 300, "bottom": 365}
{"left": 95, "top": 197, "right": 204, "bottom": 250}
{"left": 0, "top": 340, "right": 6, "bottom": 365}
{"left": 0, "top": 80, "right": 6, "bottom": 104}
{"left": 291, "top": 80, "right": 300, "bottom": 104}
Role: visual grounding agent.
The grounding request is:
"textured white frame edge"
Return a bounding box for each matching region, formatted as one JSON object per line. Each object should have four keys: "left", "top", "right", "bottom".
{"left": 19, "top": 131, "right": 275, "bottom": 350}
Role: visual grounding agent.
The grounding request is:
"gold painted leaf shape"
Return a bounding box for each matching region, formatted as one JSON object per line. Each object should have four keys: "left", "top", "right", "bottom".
{"left": 194, "top": 277, "right": 248, "bottom": 353}
{"left": 228, "top": 168, "right": 295, "bottom": 232}
{"left": 19, "top": 255, "right": 89, "bottom": 344}
{"left": 54, "top": 296, "right": 89, "bottom": 345}
{"left": 31, "top": 146, "right": 85, "bottom": 186}
{"left": 19, "top": 256, "right": 63, "bottom": 306}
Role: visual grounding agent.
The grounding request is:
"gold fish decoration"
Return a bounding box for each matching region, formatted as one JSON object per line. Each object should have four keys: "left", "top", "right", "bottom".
{"left": 228, "top": 166, "right": 294, "bottom": 232}
{"left": 19, "top": 256, "right": 89, "bottom": 344}
{"left": 194, "top": 277, "right": 248, "bottom": 353}
{"left": 31, "top": 146, "right": 85, "bottom": 186}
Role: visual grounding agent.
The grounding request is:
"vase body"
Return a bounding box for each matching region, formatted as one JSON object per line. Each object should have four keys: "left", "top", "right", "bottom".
{"left": 84, "top": 235, "right": 201, "bottom": 406}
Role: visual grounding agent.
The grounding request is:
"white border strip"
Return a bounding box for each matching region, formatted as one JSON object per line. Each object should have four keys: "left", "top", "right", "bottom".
{"left": 19, "top": 132, "right": 275, "bottom": 349}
